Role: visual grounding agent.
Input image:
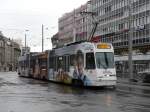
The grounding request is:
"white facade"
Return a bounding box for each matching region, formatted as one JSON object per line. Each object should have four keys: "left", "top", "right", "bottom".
{"left": 89, "top": 0, "right": 150, "bottom": 53}
{"left": 88, "top": 0, "right": 150, "bottom": 76}
{"left": 58, "top": 4, "right": 89, "bottom": 46}
{"left": 56, "top": 0, "right": 150, "bottom": 77}
{"left": 58, "top": 0, "right": 150, "bottom": 54}
{"left": 58, "top": 0, "right": 150, "bottom": 52}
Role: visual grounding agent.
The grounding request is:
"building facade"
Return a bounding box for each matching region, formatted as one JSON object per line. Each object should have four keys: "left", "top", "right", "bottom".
{"left": 90, "top": 0, "right": 150, "bottom": 54}
{"left": 58, "top": 0, "right": 150, "bottom": 51}
{"left": 58, "top": 3, "right": 89, "bottom": 46}
{"left": 51, "top": 33, "right": 59, "bottom": 48}
{"left": 0, "top": 32, "right": 21, "bottom": 71}
{"left": 89, "top": 0, "right": 150, "bottom": 77}
{"left": 53, "top": 0, "right": 150, "bottom": 78}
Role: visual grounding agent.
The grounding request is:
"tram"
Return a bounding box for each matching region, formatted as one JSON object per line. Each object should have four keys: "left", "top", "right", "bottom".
{"left": 47, "top": 42, "right": 116, "bottom": 87}
{"left": 18, "top": 52, "right": 48, "bottom": 79}
{"left": 18, "top": 42, "right": 116, "bottom": 87}
{"left": 18, "top": 53, "right": 30, "bottom": 77}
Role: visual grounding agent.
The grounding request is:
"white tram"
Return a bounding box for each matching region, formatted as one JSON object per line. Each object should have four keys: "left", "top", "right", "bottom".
{"left": 18, "top": 54, "right": 30, "bottom": 77}
{"left": 48, "top": 42, "right": 116, "bottom": 87}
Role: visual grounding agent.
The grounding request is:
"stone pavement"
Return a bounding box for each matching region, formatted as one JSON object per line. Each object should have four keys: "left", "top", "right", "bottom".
{"left": 117, "top": 77, "right": 150, "bottom": 93}
{"left": 117, "top": 77, "right": 150, "bottom": 86}
{"left": 116, "top": 78, "right": 150, "bottom": 97}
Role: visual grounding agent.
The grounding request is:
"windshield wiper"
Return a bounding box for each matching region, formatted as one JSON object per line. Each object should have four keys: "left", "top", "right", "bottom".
{"left": 98, "top": 62, "right": 108, "bottom": 69}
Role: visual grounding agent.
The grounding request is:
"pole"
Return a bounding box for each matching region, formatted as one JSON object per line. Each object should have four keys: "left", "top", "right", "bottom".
{"left": 42, "top": 24, "right": 44, "bottom": 52}
{"left": 128, "top": 0, "right": 133, "bottom": 81}
{"left": 73, "top": 10, "right": 76, "bottom": 42}
{"left": 25, "top": 33, "right": 27, "bottom": 48}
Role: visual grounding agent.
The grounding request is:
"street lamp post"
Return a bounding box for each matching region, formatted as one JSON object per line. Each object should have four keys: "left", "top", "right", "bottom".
{"left": 42, "top": 24, "right": 50, "bottom": 52}
{"left": 25, "top": 30, "right": 29, "bottom": 48}
{"left": 24, "top": 30, "right": 29, "bottom": 56}
{"left": 73, "top": 10, "right": 76, "bottom": 43}
{"left": 25, "top": 33, "right": 27, "bottom": 48}
{"left": 128, "top": 0, "right": 133, "bottom": 81}
{"left": 41, "top": 24, "right": 51, "bottom": 52}
{"left": 42, "top": 24, "right": 44, "bottom": 52}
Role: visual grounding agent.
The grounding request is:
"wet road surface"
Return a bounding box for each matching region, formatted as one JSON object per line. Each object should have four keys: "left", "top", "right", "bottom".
{"left": 0, "top": 72, "right": 150, "bottom": 112}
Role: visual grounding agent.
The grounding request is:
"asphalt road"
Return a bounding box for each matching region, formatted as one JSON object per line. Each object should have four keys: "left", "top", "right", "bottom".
{"left": 0, "top": 72, "right": 150, "bottom": 112}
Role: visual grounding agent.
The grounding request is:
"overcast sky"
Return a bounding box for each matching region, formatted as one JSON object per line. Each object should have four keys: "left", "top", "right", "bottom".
{"left": 0, "top": 0, "right": 88, "bottom": 51}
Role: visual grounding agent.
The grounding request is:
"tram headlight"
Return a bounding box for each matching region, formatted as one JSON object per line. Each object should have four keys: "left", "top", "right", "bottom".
{"left": 106, "top": 75, "right": 110, "bottom": 77}
{"left": 104, "top": 74, "right": 110, "bottom": 77}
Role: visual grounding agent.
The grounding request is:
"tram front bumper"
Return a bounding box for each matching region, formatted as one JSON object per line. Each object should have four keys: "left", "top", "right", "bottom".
{"left": 89, "top": 75, "right": 117, "bottom": 86}
{"left": 90, "top": 80, "right": 116, "bottom": 87}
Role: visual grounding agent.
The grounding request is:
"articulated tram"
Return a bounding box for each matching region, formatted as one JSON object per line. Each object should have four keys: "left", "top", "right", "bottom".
{"left": 18, "top": 42, "right": 116, "bottom": 87}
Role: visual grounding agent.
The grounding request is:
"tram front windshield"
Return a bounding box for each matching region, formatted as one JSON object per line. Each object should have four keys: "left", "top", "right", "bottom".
{"left": 96, "top": 52, "right": 114, "bottom": 69}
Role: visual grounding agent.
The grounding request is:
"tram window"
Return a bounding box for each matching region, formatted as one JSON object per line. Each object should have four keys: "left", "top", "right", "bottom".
{"left": 63, "top": 56, "right": 66, "bottom": 70}
{"left": 40, "top": 58, "right": 47, "bottom": 68}
{"left": 63, "top": 56, "right": 70, "bottom": 72}
{"left": 33, "top": 60, "right": 36, "bottom": 68}
{"left": 54, "top": 57, "right": 57, "bottom": 71}
{"left": 49, "top": 57, "right": 53, "bottom": 68}
{"left": 57, "top": 56, "right": 63, "bottom": 70}
{"left": 30, "top": 60, "right": 33, "bottom": 68}
{"left": 86, "top": 53, "right": 96, "bottom": 69}
{"left": 24, "top": 61, "right": 27, "bottom": 68}
{"left": 96, "top": 52, "right": 114, "bottom": 69}
{"left": 70, "top": 54, "right": 75, "bottom": 66}
{"left": 66, "top": 56, "right": 70, "bottom": 72}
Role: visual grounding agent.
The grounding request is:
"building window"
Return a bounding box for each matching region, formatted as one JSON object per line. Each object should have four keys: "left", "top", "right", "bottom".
{"left": 105, "top": 5, "right": 112, "bottom": 13}
{"left": 103, "top": 0, "right": 109, "bottom": 3}
{"left": 70, "top": 54, "right": 75, "bottom": 66}
{"left": 119, "top": 23, "right": 124, "bottom": 30}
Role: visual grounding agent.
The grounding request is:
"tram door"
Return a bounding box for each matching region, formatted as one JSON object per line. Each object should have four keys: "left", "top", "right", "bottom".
{"left": 64, "top": 55, "right": 69, "bottom": 72}
{"left": 48, "top": 50, "right": 57, "bottom": 80}
{"left": 59, "top": 55, "right": 69, "bottom": 72}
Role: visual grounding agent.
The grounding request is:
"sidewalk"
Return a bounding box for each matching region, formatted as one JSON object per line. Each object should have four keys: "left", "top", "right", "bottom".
{"left": 117, "top": 77, "right": 150, "bottom": 86}
{"left": 116, "top": 78, "right": 150, "bottom": 96}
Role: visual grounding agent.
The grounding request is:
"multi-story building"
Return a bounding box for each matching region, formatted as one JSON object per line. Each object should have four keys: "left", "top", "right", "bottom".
{"left": 53, "top": 0, "right": 150, "bottom": 78}
{"left": 0, "top": 31, "right": 21, "bottom": 71}
{"left": 0, "top": 33, "right": 5, "bottom": 71}
{"left": 90, "top": 0, "right": 150, "bottom": 52}
{"left": 58, "top": 3, "right": 89, "bottom": 46}
{"left": 89, "top": 0, "right": 150, "bottom": 77}
{"left": 51, "top": 33, "right": 59, "bottom": 48}
{"left": 58, "top": 11, "right": 74, "bottom": 46}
